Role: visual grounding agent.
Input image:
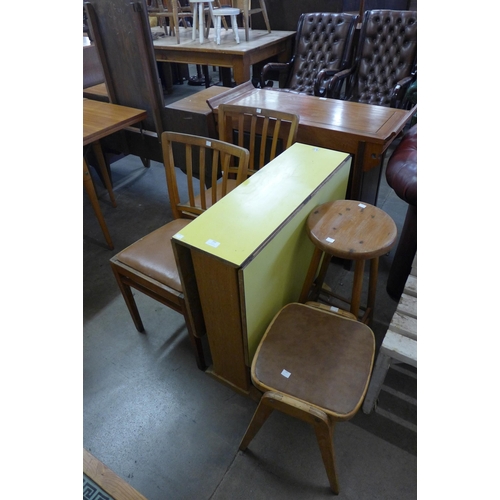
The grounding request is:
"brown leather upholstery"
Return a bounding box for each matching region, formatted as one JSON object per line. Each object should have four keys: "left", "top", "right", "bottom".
{"left": 115, "top": 219, "right": 190, "bottom": 291}
{"left": 385, "top": 124, "right": 417, "bottom": 298}
{"left": 253, "top": 303, "right": 375, "bottom": 418}
{"left": 260, "top": 12, "right": 358, "bottom": 96}
{"left": 325, "top": 9, "right": 417, "bottom": 108}
{"left": 386, "top": 124, "right": 417, "bottom": 206}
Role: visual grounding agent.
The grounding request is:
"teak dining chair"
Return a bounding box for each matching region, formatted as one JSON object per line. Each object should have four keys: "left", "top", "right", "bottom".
{"left": 217, "top": 103, "right": 299, "bottom": 175}
{"left": 239, "top": 302, "right": 375, "bottom": 494}
{"left": 109, "top": 131, "right": 250, "bottom": 370}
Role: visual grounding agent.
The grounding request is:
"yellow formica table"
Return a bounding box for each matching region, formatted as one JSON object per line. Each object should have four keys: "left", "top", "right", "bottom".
{"left": 172, "top": 143, "right": 351, "bottom": 395}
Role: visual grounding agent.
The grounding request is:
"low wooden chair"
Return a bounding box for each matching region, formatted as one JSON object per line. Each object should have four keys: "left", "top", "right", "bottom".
{"left": 239, "top": 302, "right": 375, "bottom": 494}
{"left": 109, "top": 131, "right": 250, "bottom": 370}
{"left": 217, "top": 103, "right": 299, "bottom": 175}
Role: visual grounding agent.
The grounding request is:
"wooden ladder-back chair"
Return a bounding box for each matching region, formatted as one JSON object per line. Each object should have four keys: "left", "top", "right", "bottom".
{"left": 321, "top": 9, "right": 417, "bottom": 108}
{"left": 232, "top": 0, "right": 270, "bottom": 41}
{"left": 260, "top": 12, "right": 358, "bottom": 96}
{"left": 217, "top": 103, "right": 299, "bottom": 175}
{"left": 109, "top": 132, "right": 250, "bottom": 370}
{"left": 147, "top": 0, "right": 192, "bottom": 43}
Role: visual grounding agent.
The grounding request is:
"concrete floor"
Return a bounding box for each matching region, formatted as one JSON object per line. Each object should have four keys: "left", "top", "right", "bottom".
{"left": 83, "top": 67, "right": 417, "bottom": 499}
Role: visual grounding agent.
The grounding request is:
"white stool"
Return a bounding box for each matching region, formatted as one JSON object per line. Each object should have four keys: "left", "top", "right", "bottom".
{"left": 212, "top": 8, "right": 240, "bottom": 44}
{"left": 189, "top": 0, "right": 214, "bottom": 43}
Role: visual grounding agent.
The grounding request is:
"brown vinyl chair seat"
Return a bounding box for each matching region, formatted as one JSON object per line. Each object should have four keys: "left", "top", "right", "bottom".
{"left": 252, "top": 303, "right": 375, "bottom": 417}
{"left": 114, "top": 218, "right": 190, "bottom": 291}
{"left": 239, "top": 302, "right": 375, "bottom": 494}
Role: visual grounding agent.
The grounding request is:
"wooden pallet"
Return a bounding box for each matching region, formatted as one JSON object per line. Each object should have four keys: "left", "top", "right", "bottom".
{"left": 362, "top": 255, "right": 417, "bottom": 414}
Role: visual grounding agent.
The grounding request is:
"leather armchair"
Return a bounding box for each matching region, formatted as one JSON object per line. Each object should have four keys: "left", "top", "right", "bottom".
{"left": 260, "top": 12, "right": 358, "bottom": 96}
{"left": 319, "top": 9, "right": 417, "bottom": 108}
{"left": 385, "top": 124, "right": 417, "bottom": 298}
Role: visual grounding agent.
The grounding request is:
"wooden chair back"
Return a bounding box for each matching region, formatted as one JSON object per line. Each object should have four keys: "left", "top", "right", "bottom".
{"left": 85, "top": 0, "right": 167, "bottom": 161}
{"left": 217, "top": 104, "right": 299, "bottom": 175}
{"left": 161, "top": 131, "right": 250, "bottom": 219}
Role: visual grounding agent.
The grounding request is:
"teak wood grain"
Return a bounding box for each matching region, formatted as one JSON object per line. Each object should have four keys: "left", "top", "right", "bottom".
{"left": 83, "top": 99, "right": 147, "bottom": 146}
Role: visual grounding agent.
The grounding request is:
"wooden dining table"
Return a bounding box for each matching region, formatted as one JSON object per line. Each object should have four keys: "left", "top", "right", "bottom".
{"left": 83, "top": 99, "right": 147, "bottom": 249}
{"left": 152, "top": 26, "right": 295, "bottom": 86}
{"left": 206, "top": 84, "right": 417, "bottom": 204}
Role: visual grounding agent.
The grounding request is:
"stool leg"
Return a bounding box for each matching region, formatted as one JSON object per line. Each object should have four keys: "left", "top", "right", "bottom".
{"left": 216, "top": 16, "right": 221, "bottom": 44}
{"left": 192, "top": 4, "right": 197, "bottom": 41}
{"left": 351, "top": 259, "right": 365, "bottom": 318}
{"left": 299, "top": 247, "right": 323, "bottom": 303}
{"left": 199, "top": 5, "right": 204, "bottom": 43}
{"left": 231, "top": 15, "right": 240, "bottom": 43}
{"left": 366, "top": 256, "right": 379, "bottom": 324}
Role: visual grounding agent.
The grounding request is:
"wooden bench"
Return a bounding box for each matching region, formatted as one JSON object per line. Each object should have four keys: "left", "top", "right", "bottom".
{"left": 362, "top": 254, "right": 417, "bottom": 414}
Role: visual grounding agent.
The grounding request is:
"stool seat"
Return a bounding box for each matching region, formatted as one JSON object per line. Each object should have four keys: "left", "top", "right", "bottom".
{"left": 212, "top": 7, "right": 240, "bottom": 44}
{"left": 300, "top": 199, "right": 397, "bottom": 324}
{"left": 307, "top": 200, "right": 397, "bottom": 260}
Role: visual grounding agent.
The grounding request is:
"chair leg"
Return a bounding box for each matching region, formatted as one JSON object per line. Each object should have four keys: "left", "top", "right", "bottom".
{"left": 239, "top": 393, "right": 275, "bottom": 451}
{"left": 258, "top": 0, "right": 271, "bottom": 32}
{"left": 110, "top": 263, "right": 145, "bottom": 332}
{"left": 313, "top": 416, "right": 339, "bottom": 494}
{"left": 243, "top": 391, "right": 341, "bottom": 493}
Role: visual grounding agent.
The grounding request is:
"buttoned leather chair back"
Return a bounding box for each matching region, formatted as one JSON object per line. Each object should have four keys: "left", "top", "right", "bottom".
{"left": 261, "top": 12, "right": 358, "bottom": 96}
{"left": 343, "top": 9, "right": 417, "bottom": 107}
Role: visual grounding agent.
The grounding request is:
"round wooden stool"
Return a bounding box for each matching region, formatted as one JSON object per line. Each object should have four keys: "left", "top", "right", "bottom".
{"left": 299, "top": 200, "right": 397, "bottom": 324}
{"left": 212, "top": 8, "right": 240, "bottom": 44}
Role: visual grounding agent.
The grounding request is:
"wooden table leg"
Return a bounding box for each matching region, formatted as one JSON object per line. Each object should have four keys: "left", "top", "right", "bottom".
{"left": 91, "top": 141, "right": 117, "bottom": 207}
{"left": 83, "top": 158, "right": 114, "bottom": 249}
